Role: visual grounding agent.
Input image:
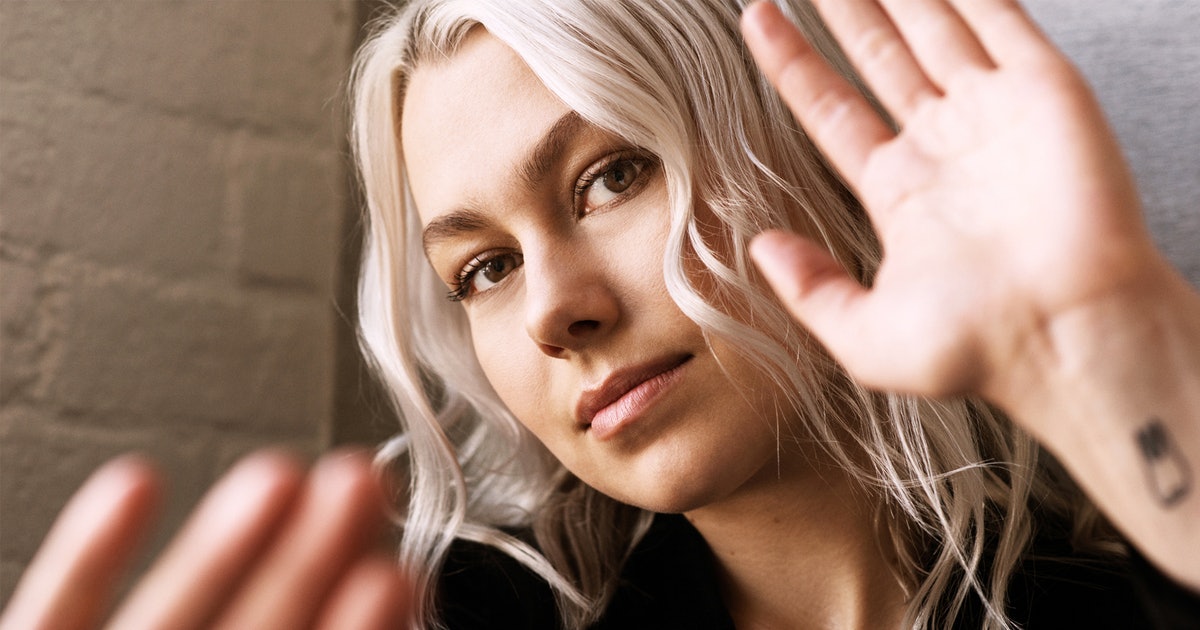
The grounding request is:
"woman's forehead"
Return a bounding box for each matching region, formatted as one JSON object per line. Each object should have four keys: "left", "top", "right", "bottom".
{"left": 400, "top": 29, "right": 571, "bottom": 227}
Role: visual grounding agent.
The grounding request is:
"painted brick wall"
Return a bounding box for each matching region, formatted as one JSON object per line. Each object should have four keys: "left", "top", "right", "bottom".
{"left": 0, "top": 0, "right": 363, "bottom": 602}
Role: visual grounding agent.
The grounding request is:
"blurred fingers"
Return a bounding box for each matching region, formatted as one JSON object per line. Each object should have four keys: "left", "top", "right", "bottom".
{"left": 948, "top": 0, "right": 1060, "bottom": 66}
{"left": 103, "top": 451, "right": 304, "bottom": 630}
{"left": 314, "top": 557, "right": 410, "bottom": 630}
{"left": 805, "top": 0, "right": 939, "bottom": 120}
{"left": 874, "top": 0, "right": 995, "bottom": 84}
{"left": 741, "top": 1, "right": 893, "bottom": 189}
{"left": 0, "top": 456, "right": 161, "bottom": 630}
{"left": 211, "top": 451, "right": 389, "bottom": 630}
{"left": 750, "top": 230, "right": 872, "bottom": 362}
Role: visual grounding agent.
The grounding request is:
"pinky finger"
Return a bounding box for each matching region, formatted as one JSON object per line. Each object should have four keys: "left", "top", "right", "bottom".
{"left": 0, "top": 456, "right": 161, "bottom": 630}
{"left": 314, "top": 557, "right": 410, "bottom": 630}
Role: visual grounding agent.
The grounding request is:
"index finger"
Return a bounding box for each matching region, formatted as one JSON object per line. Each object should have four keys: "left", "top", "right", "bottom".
{"left": 740, "top": 1, "right": 893, "bottom": 190}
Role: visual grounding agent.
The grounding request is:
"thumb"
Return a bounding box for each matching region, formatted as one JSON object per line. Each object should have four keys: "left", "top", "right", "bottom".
{"left": 750, "top": 229, "right": 872, "bottom": 365}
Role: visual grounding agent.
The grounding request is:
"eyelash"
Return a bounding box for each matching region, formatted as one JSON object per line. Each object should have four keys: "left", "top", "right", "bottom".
{"left": 446, "top": 260, "right": 476, "bottom": 302}
{"left": 447, "top": 251, "right": 510, "bottom": 302}
{"left": 447, "top": 150, "right": 657, "bottom": 302}
{"left": 572, "top": 151, "right": 654, "bottom": 214}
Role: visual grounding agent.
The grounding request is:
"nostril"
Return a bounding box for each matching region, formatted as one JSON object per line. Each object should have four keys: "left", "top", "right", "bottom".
{"left": 538, "top": 342, "right": 567, "bottom": 359}
{"left": 567, "top": 319, "right": 601, "bottom": 337}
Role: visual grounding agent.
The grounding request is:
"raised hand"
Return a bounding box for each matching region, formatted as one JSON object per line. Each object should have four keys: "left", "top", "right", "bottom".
{"left": 0, "top": 451, "right": 409, "bottom": 630}
{"left": 740, "top": 0, "right": 1200, "bottom": 590}
{"left": 740, "top": 0, "right": 1168, "bottom": 406}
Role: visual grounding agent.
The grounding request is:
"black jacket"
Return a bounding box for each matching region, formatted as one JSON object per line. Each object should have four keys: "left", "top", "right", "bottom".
{"left": 438, "top": 514, "right": 1200, "bottom": 629}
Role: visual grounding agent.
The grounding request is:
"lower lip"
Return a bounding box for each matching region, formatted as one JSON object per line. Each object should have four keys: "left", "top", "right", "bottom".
{"left": 588, "top": 359, "right": 689, "bottom": 441}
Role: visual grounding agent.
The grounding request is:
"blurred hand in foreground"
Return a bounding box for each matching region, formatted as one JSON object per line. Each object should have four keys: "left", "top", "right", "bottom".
{"left": 0, "top": 450, "right": 409, "bottom": 630}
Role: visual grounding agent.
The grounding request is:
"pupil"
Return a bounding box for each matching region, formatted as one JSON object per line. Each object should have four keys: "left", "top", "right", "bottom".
{"left": 484, "top": 257, "right": 508, "bottom": 281}
{"left": 605, "top": 162, "right": 633, "bottom": 192}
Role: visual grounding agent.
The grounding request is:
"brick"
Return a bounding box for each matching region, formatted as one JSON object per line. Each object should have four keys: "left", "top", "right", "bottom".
{"left": 0, "top": 84, "right": 228, "bottom": 276}
{"left": 0, "top": 1, "right": 353, "bottom": 135}
{"left": 231, "top": 136, "right": 342, "bottom": 290}
{"left": 0, "top": 2, "right": 92, "bottom": 90}
{"left": 49, "top": 275, "right": 333, "bottom": 433}
{"left": 0, "top": 0, "right": 359, "bottom": 608}
{"left": 0, "top": 260, "right": 42, "bottom": 403}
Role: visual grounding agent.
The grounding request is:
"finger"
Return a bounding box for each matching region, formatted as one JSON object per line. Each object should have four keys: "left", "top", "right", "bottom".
{"left": 750, "top": 229, "right": 872, "bottom": 360}
{"left": 314, "top": 557, "right": 409, "bottom": 630}
{"left": 805, "top": 0, "right": 940, "bottom": 121}
{"left": 742, "top": 1, "right": 894, "bottom": 189}
{"left": 876, "top": 0, "right": 995, "bottom": 84}
{"left": 104, "top": 451, "right": 304, "bottom": 630}
{"left": 0, "top": 456, "right": 161, "bottom": 630}
{"left": 948, "top": 0, "right": 1060, "bottom": 66}
{"left": 212, "top": 451, "right": 389, "bottom": 630}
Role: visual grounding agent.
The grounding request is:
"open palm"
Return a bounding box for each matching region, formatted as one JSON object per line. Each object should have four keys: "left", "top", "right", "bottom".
{"left": 742, "top": 0, "right": 1160, "bottom": 402}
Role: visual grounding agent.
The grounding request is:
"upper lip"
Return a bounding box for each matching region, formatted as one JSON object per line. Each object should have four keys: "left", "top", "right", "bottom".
{"left": 575, "top": 353, "right": 692, "bottom": 427}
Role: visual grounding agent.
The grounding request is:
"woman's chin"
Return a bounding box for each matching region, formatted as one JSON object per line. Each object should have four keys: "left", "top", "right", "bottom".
{"left": 587, "top": 442, "right": 777, "bottom": 515}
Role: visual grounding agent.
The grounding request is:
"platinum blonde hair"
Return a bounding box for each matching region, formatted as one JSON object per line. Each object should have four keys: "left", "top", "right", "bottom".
{"left": 349, "top": 1, "right": 1118, "bottom": 628}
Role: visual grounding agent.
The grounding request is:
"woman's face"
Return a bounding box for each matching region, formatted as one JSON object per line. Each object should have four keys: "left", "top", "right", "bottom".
{"left": 402, "top": 30, "right": 791, "bottom": 512}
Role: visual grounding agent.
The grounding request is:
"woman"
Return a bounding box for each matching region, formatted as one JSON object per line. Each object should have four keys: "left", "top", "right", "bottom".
{"left": 4, "top": 1, "right": 1199, "bottom": 629}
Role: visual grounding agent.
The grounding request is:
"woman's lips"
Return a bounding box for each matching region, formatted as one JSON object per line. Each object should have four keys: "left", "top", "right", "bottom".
{"left": 576, "top": 354, "right": 692, "bottom": 440}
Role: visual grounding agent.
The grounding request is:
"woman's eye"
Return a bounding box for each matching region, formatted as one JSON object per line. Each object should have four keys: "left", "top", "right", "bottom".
{"left": 450, "top": 251, "right": 524, "bottom": 301}
{"left": 581, "top": 158, "right": 647, "bottom": 211}
{"left": 473, "top": 253, "right": 520, "bottom": 291}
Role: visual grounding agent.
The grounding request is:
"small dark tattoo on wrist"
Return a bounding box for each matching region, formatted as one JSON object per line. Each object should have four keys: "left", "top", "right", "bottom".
{"left": 1136, "top": 418, "right": 1193, "bottom": 507}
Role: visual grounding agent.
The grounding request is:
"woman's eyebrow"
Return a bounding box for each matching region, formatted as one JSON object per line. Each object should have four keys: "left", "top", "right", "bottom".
{"left": 422, "top": 207, "right": 491, "bottom": 258}
{"left": 519, "top": 110, "right": 586, "bottom": 187}
{"left": 421, "top": 110, "right": 588, "bottom": 258}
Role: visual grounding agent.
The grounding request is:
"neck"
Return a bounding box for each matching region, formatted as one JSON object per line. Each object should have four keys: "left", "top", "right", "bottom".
{"left": 684, "top": 451, "right": 908, "bottom": 630}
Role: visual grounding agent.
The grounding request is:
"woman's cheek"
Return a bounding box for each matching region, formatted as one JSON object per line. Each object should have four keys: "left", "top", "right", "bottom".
{"left": 470, "top": 314, "right": 551, "bottom": 431}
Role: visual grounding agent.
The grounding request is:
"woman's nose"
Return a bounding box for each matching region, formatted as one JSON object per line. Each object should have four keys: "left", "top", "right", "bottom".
{"left": 523, "top": 249, "right": 620, "bottom": 358}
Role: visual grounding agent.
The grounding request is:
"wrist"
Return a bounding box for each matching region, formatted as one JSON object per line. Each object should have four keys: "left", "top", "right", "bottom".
{"left": 988, "top": 259, "right": 1200, "bottom": 589}
{"left": 987, "top": 257, "right": 1200, "bottom": 446}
